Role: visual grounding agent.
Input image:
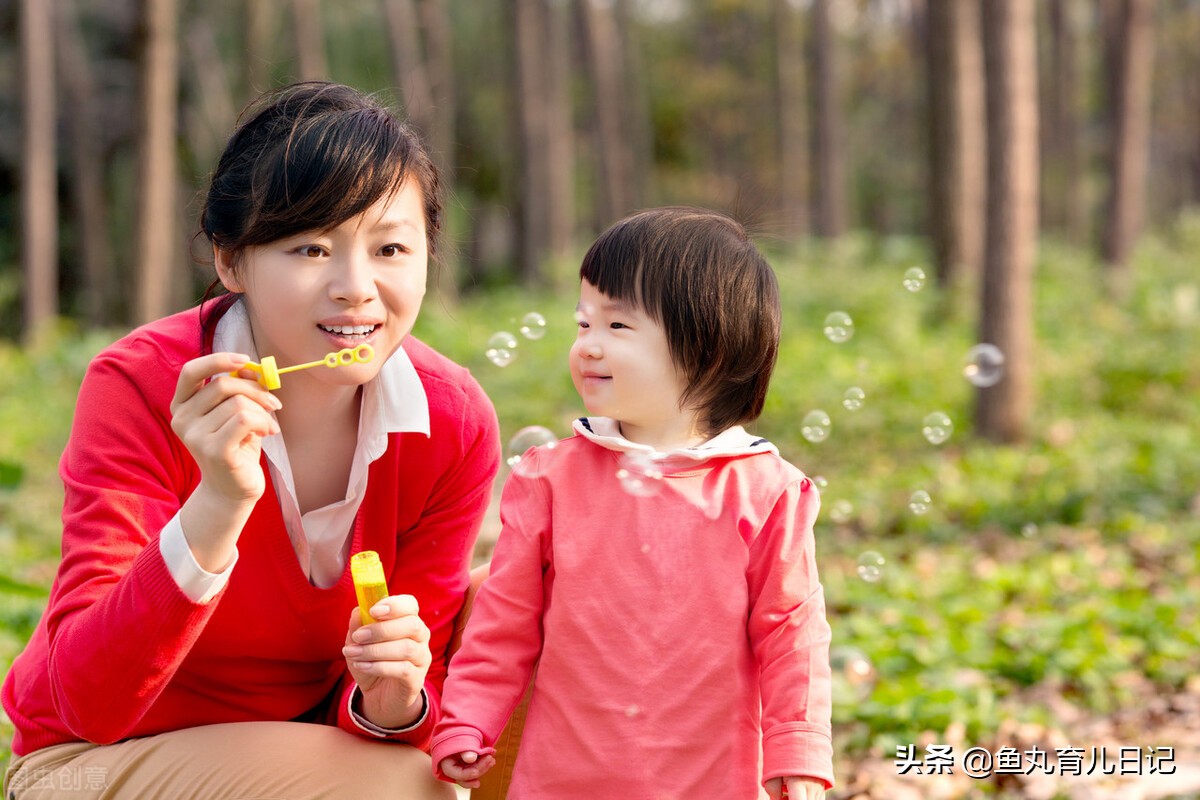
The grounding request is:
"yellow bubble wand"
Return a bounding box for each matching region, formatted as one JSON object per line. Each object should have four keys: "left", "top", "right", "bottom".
{"left": 232, "top": 344, "right": 374, "bottom": 390}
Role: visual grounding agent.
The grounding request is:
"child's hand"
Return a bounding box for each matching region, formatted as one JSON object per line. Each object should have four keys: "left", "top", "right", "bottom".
{"left": 170, "top": 352, "right": 281, "bottom": 505}
{"left": 343, "top": 595, "right": 431, "bottom": 729}
{"left": 439, "top": 751, "right": 497, "bottom": 789}
{"left": 765, "top": 776, "right": 825, "bottom": 800}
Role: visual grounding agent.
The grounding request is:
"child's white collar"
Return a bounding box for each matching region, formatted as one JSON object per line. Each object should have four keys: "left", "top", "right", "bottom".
{"left": 572, "top": 416, "right": 778, "bottom": 460}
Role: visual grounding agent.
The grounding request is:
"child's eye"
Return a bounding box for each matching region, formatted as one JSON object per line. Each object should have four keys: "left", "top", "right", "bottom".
{"left": 379, "top": 243, "right": 409, "bottom": 258}
{"left": 610, "top": 322, "right": 627, "bottom": 330}
{"left": 576, "top": 320, "right": 590, "bottom": 329}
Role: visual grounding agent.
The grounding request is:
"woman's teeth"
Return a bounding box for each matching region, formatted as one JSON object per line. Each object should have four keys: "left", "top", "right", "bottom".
{"left": 319, "top": 324, "right": 377, "bottom": 336}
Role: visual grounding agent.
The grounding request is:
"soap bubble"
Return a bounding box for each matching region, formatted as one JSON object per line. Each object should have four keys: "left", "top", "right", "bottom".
{"left": 1021, "top": 523, "right": 1039, "bottom": 538}
{"left": 831, "top": 646, "right": 877, "bottom": 701}
{"left": 801, "top": 410, "right": 832, "bottom": 443}
{"left": 908, "top": 489, "right": 932, "bottom": 515}
{"left": 902, "top": 266, "right": 927, "bottom": 292}
{"left": 616, "top": 451, "right": 664, "bottom": 497}
{"left": 856, "top": 550, "right": 885, "bottom": 582}
{"left": 519, "top": 312, "right": 547, "bottom": 340}
{"left": 624, "top": 704, "right": 641, "bottom": 718}
{"left": 485, "top": 331, "right": 518, "bottom": 367}
{"left": 842, "top": 386, "right": 865, "bottom": 411}
{"left": 829, "top": 499, "right": 854, "bottom": 524}
{"left": 813, "top": 475, "right": 829, "bottom": 489}
{"left": 922, "top": 412, "right": 953, "bottom": 445}
{"left": 506, "top": 426, "right": 558, "bottom": 468}
{"left": 963, "top": 343, "right": 1006, "bottom": 387}
{"left": 823, "top": 311, "right": 854, "bottom": 343}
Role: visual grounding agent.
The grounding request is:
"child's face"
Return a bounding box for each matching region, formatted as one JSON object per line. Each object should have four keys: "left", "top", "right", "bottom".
{"left": 217, "top": 180, "right": 428, "bottom": 388}
{"left": 570, "top": 280, "right": 693, "bottom": 446}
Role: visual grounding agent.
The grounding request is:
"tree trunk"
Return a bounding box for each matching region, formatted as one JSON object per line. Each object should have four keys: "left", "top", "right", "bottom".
{"left": 1100, "top": 0, "right": 1155, "bottom": 287}
{"left": 545, "top": 0, "right": 575, "bottom": 267}
{"left": 20, "top": 0, "right": 58, "bottom": 341}
{"left": 976, "top": 0, "right": 1039, "bottom": 443}
{"left": 811, "top": 0, "right": 847, "bottom": 238}
{"left": 184, "top": 20, "right": 238, "bottom": 171}
{"left": 290, "top": 0, "right": 328, "bottom": 81}
{"left": 927, "top": 0, "right": 985, "bottom": 290}
{"left": 58, "top": 0, "right": 114, "bottom": 328}
{"left": 1045, "top": 0, "right": 1085, "bottom": 243}
{"left": 614, "top": 0, "right": 650, "bottom": 208}
{"left": 513, "top": 0, "right": 552, "bottom": 285}
{"left": 383, "top": 0, "right": 433, "bottom": 136}
{"left": 418, "top": 0, "right": 456, "bottom": 175}
{"left": 245, "top": 0, "right": 276, "bottom": 100}
{"left": 773, "top": 0, "right": 809, "bottom": 238}
{"left": 134, "top": 0, "right": 180, "bottom": 325}
{"left": 578, "top": 0, "right": 636, "bottom": 227}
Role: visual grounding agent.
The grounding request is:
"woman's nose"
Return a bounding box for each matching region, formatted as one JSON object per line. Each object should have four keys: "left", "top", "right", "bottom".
{"left": 329, "top": 252, "right": 377, "bottom": 304}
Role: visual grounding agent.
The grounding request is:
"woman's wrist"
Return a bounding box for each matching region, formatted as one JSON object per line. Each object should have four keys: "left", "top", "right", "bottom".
{"left": 357, "top": 686, "right": 426, "bottom": 731}
{"left": 179, "top": 481, "right": 257, "bottom": 572}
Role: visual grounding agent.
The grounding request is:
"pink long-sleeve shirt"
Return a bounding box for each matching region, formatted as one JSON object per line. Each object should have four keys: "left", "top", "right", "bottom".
{"left": 432, "top": 418, "right": 834, "bottom": 798}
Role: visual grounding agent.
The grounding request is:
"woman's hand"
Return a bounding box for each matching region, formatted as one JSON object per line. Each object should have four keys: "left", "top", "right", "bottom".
{"left": 170, "top": 352, "right": 282, "bottom": 571}
{"left": 439, "top": 751, "right": 497, "bottom": 789}
{"left": 765, "top": 776, "right": 825, "bottom": 800}
{"left": 170, "top": 352, "right": 281, "bottom": 504}
{"left": 343, "top": 595, "right": 431, "bottom": 729}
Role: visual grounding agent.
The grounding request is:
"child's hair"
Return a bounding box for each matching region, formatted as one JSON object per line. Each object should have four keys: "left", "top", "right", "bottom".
{"left": 199, "top": 81, "right": 443, "bottom": 277}
{"left": 579, "top": 207, "right": 781, "bottom": 436}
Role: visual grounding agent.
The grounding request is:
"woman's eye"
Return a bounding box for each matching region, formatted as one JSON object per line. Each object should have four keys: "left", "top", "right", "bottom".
{"left": 379, "top": 244, "right": 407, "bottom": 257}
{"left": 301, "top": 245, "right": 325, "bottom": 258}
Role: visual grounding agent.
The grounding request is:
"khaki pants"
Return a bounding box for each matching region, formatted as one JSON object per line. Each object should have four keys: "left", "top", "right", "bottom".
{"left": 3, "top": 721, "right": 454, "bottom": 800}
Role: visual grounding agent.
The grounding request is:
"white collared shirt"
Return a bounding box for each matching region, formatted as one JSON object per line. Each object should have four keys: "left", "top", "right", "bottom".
{"left": 159, "top": 298, "right": 431, "bottom": 601}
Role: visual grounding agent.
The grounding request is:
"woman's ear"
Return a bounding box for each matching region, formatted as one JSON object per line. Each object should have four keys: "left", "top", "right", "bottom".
{"left": 214, "top": 246, "right": 244, "bottom": 293}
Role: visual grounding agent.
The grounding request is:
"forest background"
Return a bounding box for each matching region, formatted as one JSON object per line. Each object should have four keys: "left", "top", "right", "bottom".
{"left": 2, "top": 1, "right": 1199, "bottom": 798}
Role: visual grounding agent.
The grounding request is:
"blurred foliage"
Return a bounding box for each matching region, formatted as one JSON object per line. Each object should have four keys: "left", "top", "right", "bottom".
{"left": 2, "top": 232, "right": 1199, "bottom": 771}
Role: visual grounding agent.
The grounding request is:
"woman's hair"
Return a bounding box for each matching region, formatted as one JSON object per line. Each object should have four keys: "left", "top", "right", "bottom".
{"left": 579, "top": 207, "right": 781, "bottom": 436}
{"left": 198, "top": 80, "right": 443, "bottom": 282}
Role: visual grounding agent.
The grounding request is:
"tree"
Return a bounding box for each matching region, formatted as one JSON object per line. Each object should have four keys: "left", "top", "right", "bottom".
{"left": 578, "top": 0, "right": 637, "bottom": 228}
{"left": 926, "top": 0, "right": 985, "bottom": 291}
{"left": 19, "top": 0, "right": 58, "bottom": 341}
{"left": 1042, "top": 0, "right": 1086, "bottom": 243}
{"left": 57, "top": 0, "right": 114, "bottom": 327}
{"left": 290, "top": 0, "right": 328, "bottom": 81}
{"left": 384, "top": 0, "right": 434, "bottom": 138}
{"left": 811, "top": 0, "right": 847, "bottom": 238}
{"left": 975, "top": 0, "right": 1039, "bottom": 443}
{"left": 1100, "top": 0, "right": 1155, "bottom": 288}
{"left": 133, "top": 0, "right": 180, "bottom": 325}
{"left": 511, "top": 0, "right": 574, "bottom": 285}
{"left": 773, "top": 0, "right": 809, "bottom": 238}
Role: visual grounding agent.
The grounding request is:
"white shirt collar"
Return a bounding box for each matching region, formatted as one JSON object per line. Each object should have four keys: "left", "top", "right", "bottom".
{"left": 572, "top": 416, "right": 778, "bottom": 460}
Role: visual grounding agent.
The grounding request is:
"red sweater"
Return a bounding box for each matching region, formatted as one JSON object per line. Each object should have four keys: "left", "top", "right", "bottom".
{"left": 1, "top": 303, "right": 500, "bottom": 756}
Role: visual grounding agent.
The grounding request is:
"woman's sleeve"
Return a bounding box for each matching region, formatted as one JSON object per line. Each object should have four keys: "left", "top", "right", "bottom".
{"left": 335, "top": 372, "right": 502, "bottom": 748}
{"left": 746, "top": 476, "right": 835, "bottom": 789}
{"left": 429, "top": 456, "right": 551, "bottom": 776}
{"left": 45, "top": 348, "right": 219, "bottom": 745}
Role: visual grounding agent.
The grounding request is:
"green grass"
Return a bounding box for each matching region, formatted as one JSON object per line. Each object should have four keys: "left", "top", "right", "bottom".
{"left": 2, "top": 229, "right": 1198, "bottom": 783}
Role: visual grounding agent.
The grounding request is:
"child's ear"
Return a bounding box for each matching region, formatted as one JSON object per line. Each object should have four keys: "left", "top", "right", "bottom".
{"left": 213, "top": 246, "right": 244, "bottom": 293}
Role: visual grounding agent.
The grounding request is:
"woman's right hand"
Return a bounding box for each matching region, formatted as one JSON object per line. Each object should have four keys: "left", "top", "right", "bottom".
{"left": 169, "top": 353, "right": 282, "bottom": 570}
{"left": 170, "top": 353, "right": 282, "bottom": 502}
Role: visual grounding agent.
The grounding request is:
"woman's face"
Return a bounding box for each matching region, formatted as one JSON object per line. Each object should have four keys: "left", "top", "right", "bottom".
{"left": 217, "top": 180, "right": 428, "bottom": 389}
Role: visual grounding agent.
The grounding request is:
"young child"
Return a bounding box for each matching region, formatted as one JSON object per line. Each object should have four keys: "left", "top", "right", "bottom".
{"left": 2, "top": 82, "right": 497, "bottom": 799}
{"left": 432, "top": 207, "right": 834, "bottom": 799}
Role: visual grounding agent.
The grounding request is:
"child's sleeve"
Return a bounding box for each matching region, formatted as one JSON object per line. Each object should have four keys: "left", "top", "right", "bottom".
{"left": 746, "top": 475, "right": 835, "bottom": 789}
{"left": 430, "top": 452, "right": 552, "bottom": 778}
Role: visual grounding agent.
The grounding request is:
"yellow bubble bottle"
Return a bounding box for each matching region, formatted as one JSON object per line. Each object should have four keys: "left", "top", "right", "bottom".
{"left": 350, "top": 550, "right": 390, "bottom": 626}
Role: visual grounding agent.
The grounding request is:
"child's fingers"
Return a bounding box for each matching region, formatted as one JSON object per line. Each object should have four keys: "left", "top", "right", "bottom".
{"left": 764, "top": 777, "right": 783, "bottom": 800}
